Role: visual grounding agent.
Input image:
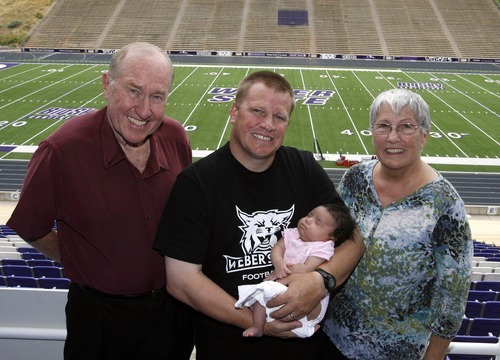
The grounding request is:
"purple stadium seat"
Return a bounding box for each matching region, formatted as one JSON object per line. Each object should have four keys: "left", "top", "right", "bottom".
{"left": 5, "top": 276, "right": 37, "bottom": 288}
{"left": 0, "top": 259, "right": 27, "bottom": 266}
{"left": 457, "top": 318, "right": 470, "bottom": 336}
{"left": 465, "top": 301, "right": 484, "bottom": 319}
{"left": 38, "top": 277, "right": 70, "bottom": 290}
{"left": 482, "top": 302, "right": 500, "bottom": 319}
{"left": 1, "top": 265, "right": 33, "bottom": 277}
{"left": 469, "top": 318, "right": 500, "bottom": 337}
{"left": 33, "top": 266, "right": 63, "bottom": 278}
{"left": 27, "top": 259, "right": 54, "bottom": 267}
{"left": 16, "top": 247, "right": 41, "bottom": 254}
{"left": 21, "top": 253, "right": 47, "bottom": 260}
{"left": 468, "top": 290, "right": 498, "bottom": 302}
{"left": 475, "top": 282, "right": 500, "bottom": 292}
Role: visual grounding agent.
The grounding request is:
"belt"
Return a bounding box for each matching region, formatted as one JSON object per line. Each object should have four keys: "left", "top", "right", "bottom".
{"left": 78, "top": 284, "right": 166, "bottom": 299}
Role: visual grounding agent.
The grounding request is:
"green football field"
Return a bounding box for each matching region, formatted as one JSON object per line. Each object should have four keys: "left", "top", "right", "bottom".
{"left": 0, "top": 62, "right": 499, "bottom": 171}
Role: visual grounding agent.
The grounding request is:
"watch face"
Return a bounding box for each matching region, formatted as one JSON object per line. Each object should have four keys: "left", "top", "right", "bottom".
{"left": 325, "top": 276, "right": 336, "bottom": 291}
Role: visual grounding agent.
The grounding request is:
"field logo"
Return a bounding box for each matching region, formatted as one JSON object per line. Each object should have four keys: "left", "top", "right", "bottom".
{"left": 0, "top": 63, "right": 20, "bottom": 71}
{"left": 224, "top": 205, "right": 294, "bottom": 274}
{"left": 208, "top": 88, "right": 335, "bottom": 105}
{"left": 398, "top": 82, "right": 443, "bottom": 90}
{"left": 29, "top": 107, "right": 95, "bottom": 120}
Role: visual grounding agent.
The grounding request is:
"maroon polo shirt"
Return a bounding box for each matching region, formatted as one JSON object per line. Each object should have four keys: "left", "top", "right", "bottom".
{"left": 7, "top": 107, "right": 191, "bottom": 294}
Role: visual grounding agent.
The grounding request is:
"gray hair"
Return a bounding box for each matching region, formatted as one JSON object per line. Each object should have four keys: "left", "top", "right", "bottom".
{"left": 107, "top": 42, "right": 174, "bottom": 89}
{"left": 369, "top": 88, "right": 431, "bottom": 134}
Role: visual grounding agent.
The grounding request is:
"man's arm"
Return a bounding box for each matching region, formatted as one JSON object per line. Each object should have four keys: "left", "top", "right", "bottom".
{"left": 22, "top": 229, "right": 61, "bottom": 262}
{"left": 267, "top": 228, "right": 364, "bottom": 320}
{"left": 165, "top": 257, "right": 301, "bottom": 338}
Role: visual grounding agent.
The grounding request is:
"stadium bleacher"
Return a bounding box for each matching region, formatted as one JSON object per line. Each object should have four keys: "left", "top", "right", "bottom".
{"left": 0, "top": 226, "right": 70, "bottom": 290}
{"left": 2, "top": 225, "right": 500, "bottom": 358}
{"left": 22, "top": 0, "right": 500, "bottom": 60}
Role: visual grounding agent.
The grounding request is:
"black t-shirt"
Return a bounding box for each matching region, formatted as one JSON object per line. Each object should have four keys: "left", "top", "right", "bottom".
{"left": 154, "top": 143, "right": 342, "bottom": 359}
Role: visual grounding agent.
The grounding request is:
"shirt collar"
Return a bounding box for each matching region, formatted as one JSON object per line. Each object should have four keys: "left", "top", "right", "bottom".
{"left": 100, "top": 107, "right": 169, "bottom": 175}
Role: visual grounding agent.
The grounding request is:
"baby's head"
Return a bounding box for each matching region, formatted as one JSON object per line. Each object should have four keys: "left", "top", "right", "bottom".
{"left": 323, "top": 203, "right": 356, "bottom": 246}
{"left": 297, "top": 204, "right": 356, "bottom": 245}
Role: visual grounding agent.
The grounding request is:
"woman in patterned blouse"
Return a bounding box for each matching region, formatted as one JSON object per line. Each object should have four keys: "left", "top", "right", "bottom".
{"left": 322, "top": 88, "right": 473, "bottom": 359}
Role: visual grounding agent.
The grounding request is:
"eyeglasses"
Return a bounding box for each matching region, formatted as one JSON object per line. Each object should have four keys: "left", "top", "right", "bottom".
{"left": 372, "top": 123, "right": 420, "bottom": 136}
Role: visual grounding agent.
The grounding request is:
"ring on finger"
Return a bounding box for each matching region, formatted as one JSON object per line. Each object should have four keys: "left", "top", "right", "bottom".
{"left": 289, "top": 313, "right": 296, "bottom": 319}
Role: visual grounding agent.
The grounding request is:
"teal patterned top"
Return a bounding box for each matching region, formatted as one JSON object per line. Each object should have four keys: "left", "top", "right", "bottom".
{"left": 323, "top": 160, "right": 473, "bottom": 359}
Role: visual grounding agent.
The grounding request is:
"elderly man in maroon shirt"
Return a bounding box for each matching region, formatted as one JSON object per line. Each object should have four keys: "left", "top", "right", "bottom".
{"left": 7, "top": 42, "right": 193, "bottom": 360}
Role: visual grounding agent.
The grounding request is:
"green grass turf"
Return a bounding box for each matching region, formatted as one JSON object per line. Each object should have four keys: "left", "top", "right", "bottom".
{"left": 1, "top": 62, "right": 499, "bottom": 171}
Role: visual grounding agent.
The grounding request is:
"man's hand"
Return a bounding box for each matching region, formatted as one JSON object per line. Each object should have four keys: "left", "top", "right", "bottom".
{"left": 266, "top": 272, "right": 326, "bottom": 321}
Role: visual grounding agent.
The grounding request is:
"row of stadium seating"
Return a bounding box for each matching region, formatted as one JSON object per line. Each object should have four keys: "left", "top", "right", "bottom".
{"left": 24, "top": 0, "right": 500, "bottom": 59}
{"left": 449, "top": 243, "right": 500, "bottom": 359}
{"left": 1, "top": 226, "right": 500, "bottom": 359}
{"left": 0, "top": 226, "right": 70, "bottom": 290}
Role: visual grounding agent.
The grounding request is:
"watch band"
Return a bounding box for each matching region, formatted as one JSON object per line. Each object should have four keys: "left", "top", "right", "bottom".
{"left": 314, "top": 268, "right": 337, "bottom": 292}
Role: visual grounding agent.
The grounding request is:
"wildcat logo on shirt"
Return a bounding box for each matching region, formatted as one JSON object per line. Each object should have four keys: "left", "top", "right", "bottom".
{"left": 224, "top": 205, "right": 294, "bottom": 274}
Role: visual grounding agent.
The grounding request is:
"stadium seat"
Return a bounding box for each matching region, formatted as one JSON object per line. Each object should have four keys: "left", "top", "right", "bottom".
{"left": 457, "top": 318, "right": 470, "bottom": 336}
{"left": 479, "top": 261, "right": 500, "bottom": 268}
{"left": 448, "top": 354, "right": 496, "bottom": 359}
{"left": 33, "top": 266, "right": 63, "bottom": 279}
{"left": 482, "top": 273, "right": 500, "bottom": 282}
{"left": 469, "top": 318, "right": 500, "bottom": 337}
{"left": 27, "top": 259, "right": 54, "bottom": 267}
{"left": 473, "top": 257, "right": 487, "bottom": 262}
{"left": 21, "top": 253, "right": 47, "bottom": 260}
{"left": 0, "top": 259, "right": 27, "bottom": 266}
{"left": 471, "top": 273, "right": 484, "bottom": 282}
{"left": 483, "top": 302, "right": 500, "bottom": 319}
{"left": 38, "top": 277, "right": 70, "bottom": 290}
{"left": 0, "top": 252, "right": 22, "bottom": 260}
{"left": 0, "top": 245, "right": 17, "bottom": 252}
{"left": 5, "top": 276, "right": 38, "bottom": 288}
{"left": 473, "top": 267, "right": 494, "bottom": 275}
{"left": 475, "top": 282, "right": 500, "bottom": 292}
{"left": 465, "top": 301, "right": 484, "bottom": 319}
{"left": 17, "top": 247, "right": 41, "bottom": 254}
{"left": 453, "top": 335, "right": 499, "bottom": 343}
{"left": 1, "top": 265, "right": 33, "bottom": 277}
{"left": 468, "top": 290, "right": 498, "bottom": 302}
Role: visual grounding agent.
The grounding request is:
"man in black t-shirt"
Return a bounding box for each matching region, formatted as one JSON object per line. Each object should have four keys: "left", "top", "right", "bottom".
{"left": 154, "top": 71, "right": 364, "bottom": 359}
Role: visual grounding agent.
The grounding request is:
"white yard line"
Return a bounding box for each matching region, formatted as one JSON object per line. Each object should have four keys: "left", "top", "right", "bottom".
{"left": 325, "top": 70, "right": 369, "bottom": 155}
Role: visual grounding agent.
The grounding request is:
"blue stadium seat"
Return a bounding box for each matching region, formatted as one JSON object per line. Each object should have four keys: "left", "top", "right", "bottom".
{"left": 0, "top": 259, "right": 27, "bottom": 266}
{"left": 16, "top": 247, "right": 41, "bottom": 254}
{"left": 38, "top": 277, "right": 70, "bottom": 290}
{"left": 465, "top": 301, "right": 484, "bottom": 319}
{"left": 469, "top": 318, "right": 500, "bottom": 337}
{"left": 21, "top": 253, "right": 47, "bottom": 260}
{"left": 33, "top": 266, "right": 63, "bottom": 279}
{"left": 453, "top": 335, "right": 498, "bottom": 343}
{"left": 457, "top": 318, "right": 470, "bottom": 336}
{"left": 475, "top": 282, "right": 500, "bottom": 292}
{"left": 27, "top": 259, "right": 54, "bottom": 267}
{"left": 468, "top": 290, "right": 498, "bottom": 302}
{"left": 5, "top": 276, "right": 38, "bottom": 288}
{"left": 482, "top": 302, "right": 500, "bottom": 319}
{"left": 1, "top": 265, "right": 33, "bottom": 277}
